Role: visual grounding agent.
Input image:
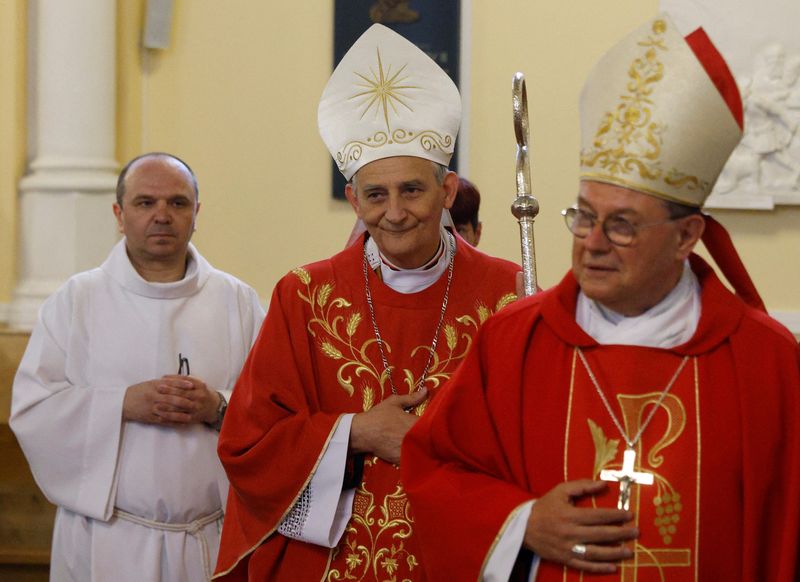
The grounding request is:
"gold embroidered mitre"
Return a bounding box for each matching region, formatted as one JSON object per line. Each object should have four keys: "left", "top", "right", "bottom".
{"left": 318, "top": 24, "right": 461, "bottom": 180}
{"left": 579, "top": 15, "right": 743, "bottom": 207}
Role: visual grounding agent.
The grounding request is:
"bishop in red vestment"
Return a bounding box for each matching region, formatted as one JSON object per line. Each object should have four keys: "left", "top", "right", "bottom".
{"left": 403, "top": 14, "right": 800, "bottom": 582}
{"left": 403, "top": 256, "right": 800, "bottom": 581}
{"left": 213, "top": 24, "right": 520, "bottom": 581}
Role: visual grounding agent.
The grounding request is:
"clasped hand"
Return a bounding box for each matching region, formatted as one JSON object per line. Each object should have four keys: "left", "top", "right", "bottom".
{"left": 349, "top": 388, "right": 428, "bottom": 465}
{"left": 122, "top": 375, "right": 220, "bottom": 427}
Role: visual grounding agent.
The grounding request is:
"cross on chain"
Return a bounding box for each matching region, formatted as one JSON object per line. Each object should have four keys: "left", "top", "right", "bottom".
{"left": 600, "top": 448, "right": 654, "bottom": 511}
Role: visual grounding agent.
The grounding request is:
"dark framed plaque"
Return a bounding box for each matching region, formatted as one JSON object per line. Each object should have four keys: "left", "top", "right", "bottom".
{"left": 330, "top": 0, "right": 462, "bottom": 199}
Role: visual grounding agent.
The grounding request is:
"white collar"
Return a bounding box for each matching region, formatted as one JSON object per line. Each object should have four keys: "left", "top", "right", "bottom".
{"left": 576, "top": 261, "right": 701, "bottom": 348}
{"left": 102, "top": 238, "right": 210, "bottom": 299}
{"left": 365, "top": 226, "right": 456, "bottom": 294}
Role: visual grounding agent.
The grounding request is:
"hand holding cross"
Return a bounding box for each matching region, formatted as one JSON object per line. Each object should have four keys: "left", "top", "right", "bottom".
{"left": 600, "top": 448, "right": 654, "bottom": 510}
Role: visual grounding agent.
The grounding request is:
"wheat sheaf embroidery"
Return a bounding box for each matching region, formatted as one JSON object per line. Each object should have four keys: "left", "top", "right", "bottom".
{"left": 293, "top": 267, "right": 514, "bottom": 413}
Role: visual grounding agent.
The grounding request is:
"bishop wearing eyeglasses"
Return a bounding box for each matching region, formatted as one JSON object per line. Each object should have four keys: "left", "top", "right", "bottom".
{"left": 402, "top": 14, "right": 800, "bottom": 582}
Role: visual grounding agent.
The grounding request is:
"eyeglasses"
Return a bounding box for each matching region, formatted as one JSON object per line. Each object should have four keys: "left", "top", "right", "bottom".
{"left": 561, "top": 206, "right": 676, "bottom": 247}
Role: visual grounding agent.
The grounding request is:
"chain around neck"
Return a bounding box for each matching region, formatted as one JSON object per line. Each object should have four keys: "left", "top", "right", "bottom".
{"left": 362, "top": 232, "right": 456, "bottom": 396}
{"left": 576, "top": 348, "right": 690, "bottom": 449}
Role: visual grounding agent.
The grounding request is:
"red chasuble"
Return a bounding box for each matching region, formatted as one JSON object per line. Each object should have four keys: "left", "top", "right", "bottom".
{"left": 214, "top": 234, "right": 519, "bottom": 581}
{"left": 403, "top": 255, "right": 800, "bottom": 581}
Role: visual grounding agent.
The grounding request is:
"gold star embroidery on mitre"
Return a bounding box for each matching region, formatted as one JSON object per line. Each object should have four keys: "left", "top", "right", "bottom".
{"left": 349, "top": 47, "right": 419, "bottom": 133}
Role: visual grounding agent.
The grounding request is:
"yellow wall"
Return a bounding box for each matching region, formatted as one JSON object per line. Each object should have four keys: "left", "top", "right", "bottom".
{"left": 118, "top": 0, "right": 145, "bottom": 164}
{"left": 467, "top": 1, "right": 661, "bottom": 290}
{"left": 124, "top": 1, "right": 351, "bottom": 295}
{"left": 3, "top": 0, "right": 799, "bottom": 318}
{"left": 0, "top": 0, "right": 26, "bottom": 304}
{"left": 127, "top": 1, "right": 666, "bottom": 297}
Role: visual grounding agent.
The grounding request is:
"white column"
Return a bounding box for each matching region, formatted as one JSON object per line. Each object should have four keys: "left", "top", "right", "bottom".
{"left": 10, "top": 0, "right": 120, "bottom": 329}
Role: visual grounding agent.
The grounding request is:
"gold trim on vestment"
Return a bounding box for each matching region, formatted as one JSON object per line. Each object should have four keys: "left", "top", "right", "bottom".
{"left": 564, "top": 351, "right": 702, "bottom": 580}
{"left": 319, "top": 548, "right": 335, "bottom": 582}
{"left": 565, "top": 348, "right": 578, "bottom": 482}
{"left": 337, "top": 129, "right": 454, "bottom": 173}
{"left": 580, "top": 173, "right": 704, "bottom": 207}
{"left": 477, "top": 501, "right": 533, "bottom": 582}
{"left": 215, "top": 269, "right": 515, "bottom": 579}
{"left": 211, "top": 414, "right": 346, "bottom": 580}
{"left": 693, "top": 358, "right": 701, "bottom": 580}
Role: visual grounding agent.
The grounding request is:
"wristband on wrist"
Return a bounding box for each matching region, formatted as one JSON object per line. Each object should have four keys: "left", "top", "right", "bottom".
{"left": 207, "top": 391, "right": 227, "bottom": 431}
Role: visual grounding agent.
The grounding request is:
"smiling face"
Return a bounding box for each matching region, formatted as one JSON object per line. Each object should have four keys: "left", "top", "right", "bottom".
{"left": 345, "top": 156, "right": 458, "bottom": 269}
{"left": 113, "top": 156, "right": 200, "bottom": 277}
{"left": 571, "top": 181, "right": 704, "bottom": 316}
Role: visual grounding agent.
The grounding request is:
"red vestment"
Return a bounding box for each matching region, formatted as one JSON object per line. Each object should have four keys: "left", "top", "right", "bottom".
{"left": 214, "top": 235, "right": 519, "bottom": 581}
{"left": 403, "top": 255, "right": 800, "bottom": 581}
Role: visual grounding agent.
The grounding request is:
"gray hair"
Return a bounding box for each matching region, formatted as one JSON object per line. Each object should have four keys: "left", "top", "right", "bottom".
{"left": 116, "top": 152, "right": 199, "bottom": 207}
{"left": 349, "top": 160, "right": 448, "bottom": 191}
{"left": 662, "top": 199, "right": 702, "bottom": 219}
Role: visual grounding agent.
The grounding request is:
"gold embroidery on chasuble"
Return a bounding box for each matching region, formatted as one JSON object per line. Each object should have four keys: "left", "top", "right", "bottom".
{"left": 580, "top": 19, "right": 710, "bottom": 199}
{"left": 328, "top": 461, "right": 417, "bottom": 582}
{"left": 292, "top": 268, "right": 515, "bottom": 581}
{"left": 564, "top": 353, "right": 701, "bottom": 581}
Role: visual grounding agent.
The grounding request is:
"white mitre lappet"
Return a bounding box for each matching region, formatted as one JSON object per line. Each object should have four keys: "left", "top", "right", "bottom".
{"left": 317, "top": 24, "right": 461, "bottom": 245}
{"left": 579, "top": 14, "right": 743, "bottom": 207}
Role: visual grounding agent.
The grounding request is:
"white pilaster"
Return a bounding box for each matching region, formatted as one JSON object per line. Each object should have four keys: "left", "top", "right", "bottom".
{"left": 10, "top": 0, "right": 120, "bottom": 329}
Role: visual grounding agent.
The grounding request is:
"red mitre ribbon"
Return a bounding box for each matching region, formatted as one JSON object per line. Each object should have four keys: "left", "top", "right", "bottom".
{"left": 683, "top": 28, "right": 766, "bottom": 312}
{"left": 684, "top": 28, "right": 744, "bottom": 130}
{"left": 701, "top": 215, "right": 767, "bottom": 312}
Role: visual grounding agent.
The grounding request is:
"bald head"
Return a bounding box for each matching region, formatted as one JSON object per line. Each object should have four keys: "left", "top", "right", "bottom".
{"left": 116, "top": 153, "right": 198, "bottom": 207}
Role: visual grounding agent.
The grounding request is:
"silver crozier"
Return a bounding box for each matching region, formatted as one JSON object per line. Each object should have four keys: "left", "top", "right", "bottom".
{"left": 511, "top": 72, "right": 539, "bottom": 296}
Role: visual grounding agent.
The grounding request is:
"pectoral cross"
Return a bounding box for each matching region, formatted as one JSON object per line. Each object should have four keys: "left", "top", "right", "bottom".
{"left": 600, "top": 448, "right": 654, "bottom": 510}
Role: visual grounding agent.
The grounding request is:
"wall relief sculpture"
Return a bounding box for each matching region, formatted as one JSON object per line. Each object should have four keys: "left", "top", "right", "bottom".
{"left": 712, "top": 45, "right": 800, "bottom": 208}
{"left": 662, "top": 0, "right": 800, "bottom": 209}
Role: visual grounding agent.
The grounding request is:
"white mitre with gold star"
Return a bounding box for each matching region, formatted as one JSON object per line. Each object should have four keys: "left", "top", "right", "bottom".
{"left": 579, "top": 14, "right": 743, "bottom": 207}
{"left": 318, "top": 24, "right": 461, "bottom": 180}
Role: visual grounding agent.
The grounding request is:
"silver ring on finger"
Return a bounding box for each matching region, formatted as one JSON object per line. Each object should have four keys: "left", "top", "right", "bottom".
{"left": 571, "top": 543, "right": 588, "bottom": 557}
